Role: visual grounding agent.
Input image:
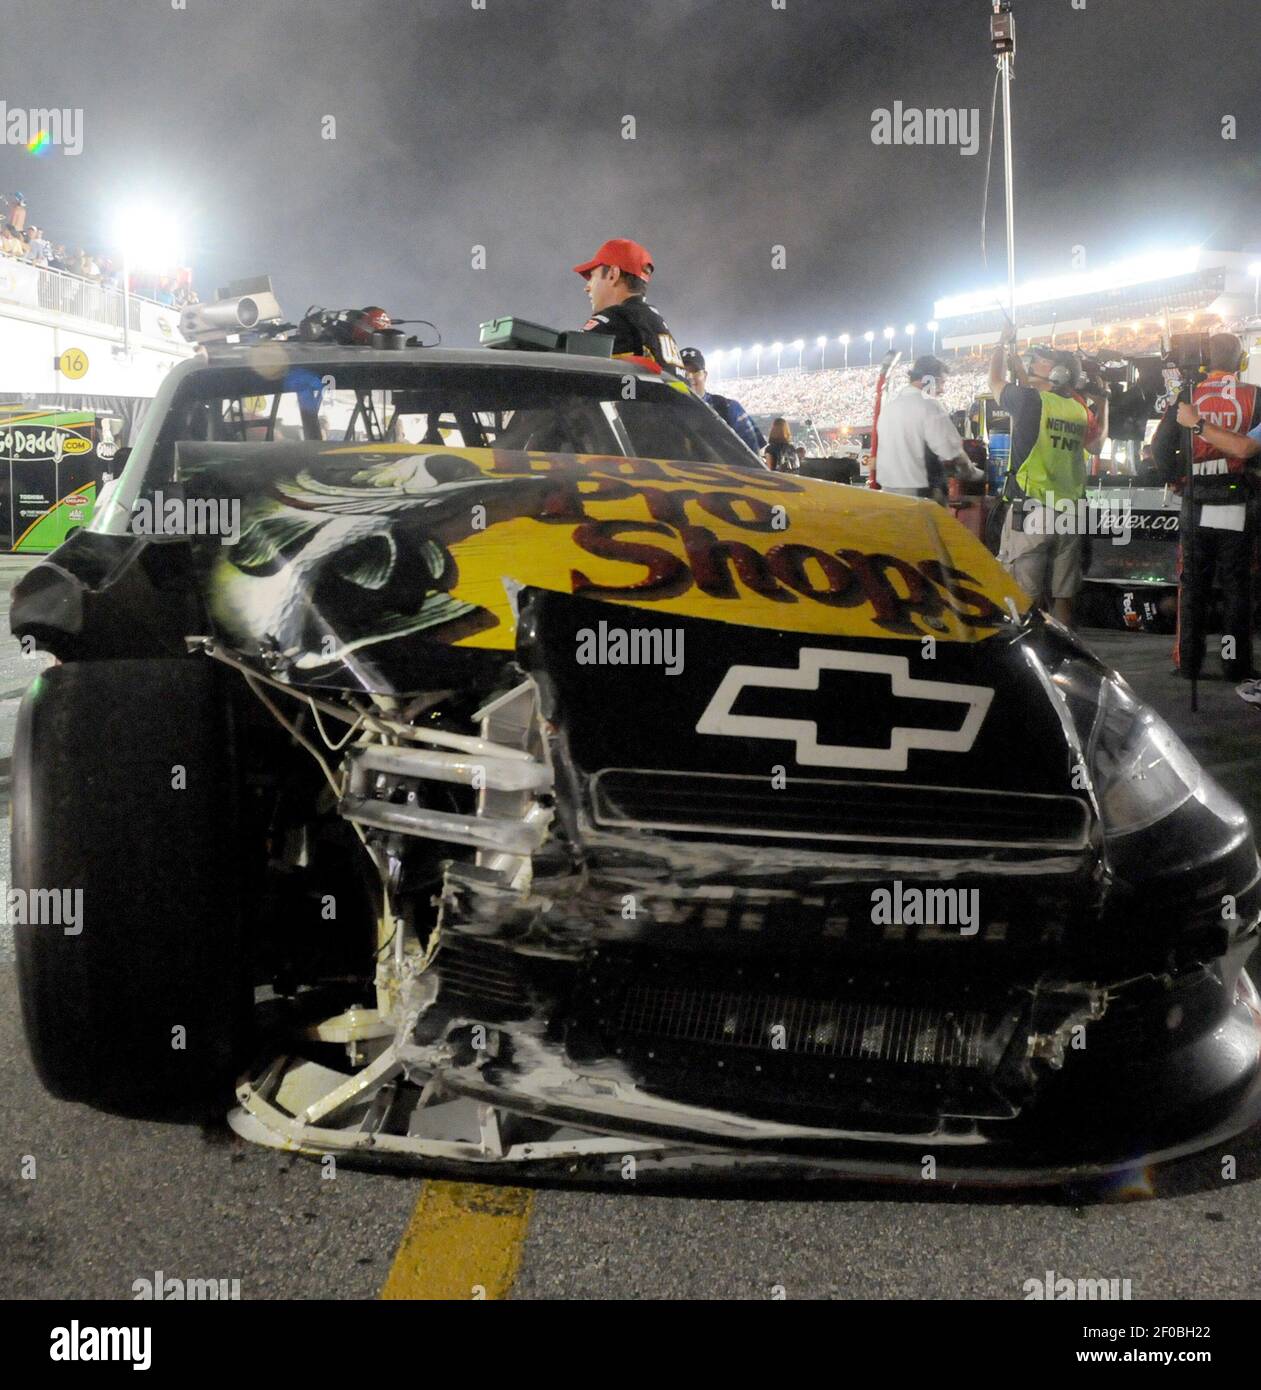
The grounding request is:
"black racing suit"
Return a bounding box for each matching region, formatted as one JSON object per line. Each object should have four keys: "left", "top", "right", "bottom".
{"left": 582, "top": 295, "right": 685, "bottom": 374}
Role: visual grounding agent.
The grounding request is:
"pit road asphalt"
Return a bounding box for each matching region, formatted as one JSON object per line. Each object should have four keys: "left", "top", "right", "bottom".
{"left": 2, "top": 554, "right": 1260, "bottom": 1300}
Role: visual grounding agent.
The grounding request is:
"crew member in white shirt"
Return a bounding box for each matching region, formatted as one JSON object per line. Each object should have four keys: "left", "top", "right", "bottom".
{"left": 876, "top": 356, "right": 982, "bottom": 500}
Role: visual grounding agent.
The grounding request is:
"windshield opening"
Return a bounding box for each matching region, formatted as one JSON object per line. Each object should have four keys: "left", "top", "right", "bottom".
{"left": 95, "top": 360, "right": 761, "bottom": 533}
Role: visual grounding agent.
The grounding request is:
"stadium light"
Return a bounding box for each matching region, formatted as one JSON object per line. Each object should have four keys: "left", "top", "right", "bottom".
{"left": 1249, "top": 260, "right": 1261, "bottom": 315}
{"left": 905, "top": 322, "right": 916, "bottom": 356}
{"left": 730, "top": 346, "right": 742, "bottom": 378}
{"left": 864, "top": 329, "right": 875, "bottom": 365}
{"left": 816, "top": 334, "right": 828, "bottom": 370}
{"left": 932, "top": 245, "right": 1202, "bottom": 323}
{"left": 114, "top": 205, "right": 184, "bottom": 272}
{"left": 839, "top": 332, "right": 850, "bottom": 367}
{"left": 772, "top": 340, "right": 783, "bottom": 372}
{"left": 883, "top": 326, "right": 895, "bottom": 347}
{"left": 112, "top": 203, "right": 185, "bottom": 356}
{"left": 751, "top": 343, "right": 763, "bottom": 375}
{"left": 927, "top": 319, "right": 939, "bottom": 351}
{"left": 792, "top": 338, "right": 805, "bottom": 370}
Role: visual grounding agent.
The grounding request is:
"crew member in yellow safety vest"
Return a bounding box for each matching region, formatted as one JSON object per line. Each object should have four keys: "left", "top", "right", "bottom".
{"left": 988, "top": 334, "right": 1095, "bottom": 626}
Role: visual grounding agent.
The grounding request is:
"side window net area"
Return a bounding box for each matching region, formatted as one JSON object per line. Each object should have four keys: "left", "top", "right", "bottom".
{"left": 150, "top": 364, "right": 757, "bottom": 471}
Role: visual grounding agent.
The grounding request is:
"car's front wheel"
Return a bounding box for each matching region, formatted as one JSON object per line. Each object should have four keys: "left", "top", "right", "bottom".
{"left": 13, "top": 657, "right": 251, "bottom": 1118}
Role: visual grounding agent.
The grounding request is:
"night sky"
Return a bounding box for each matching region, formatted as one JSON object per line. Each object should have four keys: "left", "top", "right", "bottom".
{"left": 3, "top": 0, "right": 1259, "bottom": 350}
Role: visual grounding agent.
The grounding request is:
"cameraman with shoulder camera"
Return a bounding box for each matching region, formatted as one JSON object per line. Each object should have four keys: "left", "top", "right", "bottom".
{"left": 1151, "top": 332, "right": 1261, "bottom": 683}
{"left": 1072, "top": 355, "right": 1110, "bottom": 474}
{"left": 988, "top": 333, "right": 1092, "bottom": 625}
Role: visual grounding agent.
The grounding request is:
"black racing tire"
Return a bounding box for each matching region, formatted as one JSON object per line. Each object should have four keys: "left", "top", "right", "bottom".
{"left": 983, "top": 496, "right": 1009, "bottom": 555}
{"left": 13, "top": 657, "right": 251, "bottom": 1118}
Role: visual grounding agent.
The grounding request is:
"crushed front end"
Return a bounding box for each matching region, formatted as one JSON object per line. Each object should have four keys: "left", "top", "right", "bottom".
{"left": 231, "top": 589, "right": 1261, "bottom": 1184}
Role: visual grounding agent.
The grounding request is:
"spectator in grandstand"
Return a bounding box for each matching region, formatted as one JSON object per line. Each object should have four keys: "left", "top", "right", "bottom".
{"left": 3, "top": 192, "right": 27, "bottom": 233}
{"left": 681, "top": 348, "right": 766, "bottom": 455}
{"left": 763, "top": 418, "right": 800, "bottom": 472}
{"left": 988, "top": 336, "right": 1090, "bottom": 626}
{"left": 1156, "top": 333, "right": 1261, "bottom": 683}
{"left": 707, "top": 359, "right": 991, "bottom": 434}
{"left": 872, "top": 355, "right": 981, "bottom": 502}
{"left": 24, "top": 227, "right": 51, "bottom": 267}
{"left": 0, "top": 223, "right": 25, "bottom": 259}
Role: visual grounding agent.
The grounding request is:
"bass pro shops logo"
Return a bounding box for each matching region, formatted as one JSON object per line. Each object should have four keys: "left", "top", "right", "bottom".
{"left": 696, "top": 648, "right": 993, "bottom": 772}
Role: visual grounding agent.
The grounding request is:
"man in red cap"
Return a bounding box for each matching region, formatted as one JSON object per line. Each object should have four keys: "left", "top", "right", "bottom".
{"left": 572, "top": 237, "right": 684, "bottom": 374}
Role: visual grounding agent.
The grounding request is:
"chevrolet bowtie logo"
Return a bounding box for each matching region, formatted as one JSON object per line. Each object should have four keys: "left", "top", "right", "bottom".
{"left": 696, "top": 648, "right": 994, "bottom": 771}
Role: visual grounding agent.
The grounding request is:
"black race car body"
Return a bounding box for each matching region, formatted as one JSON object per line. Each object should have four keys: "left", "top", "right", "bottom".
{"left": 12, "top": 344, "right": 1261, "bottom": 1183}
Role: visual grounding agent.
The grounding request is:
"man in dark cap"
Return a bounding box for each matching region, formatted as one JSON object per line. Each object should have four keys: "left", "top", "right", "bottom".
{"left": 680, "top": 347, "right": 765, "bottom": 456}
{"left": 572, "top": 237, "right": 684, "bottom": 374}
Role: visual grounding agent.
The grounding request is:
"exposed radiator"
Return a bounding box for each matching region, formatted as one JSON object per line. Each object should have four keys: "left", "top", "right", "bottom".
{"left": 618, "top": 980, "right": 991, "bottom": 1069}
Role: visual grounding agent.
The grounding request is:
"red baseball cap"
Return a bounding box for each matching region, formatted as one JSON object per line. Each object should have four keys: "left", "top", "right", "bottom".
{"left": 572, "top": 238, "right": 655, "bottom": 281}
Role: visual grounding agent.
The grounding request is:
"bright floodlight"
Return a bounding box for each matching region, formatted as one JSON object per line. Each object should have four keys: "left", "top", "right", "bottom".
{"left": 816, "top": 335, "right": 827, "bottom": 348}
{"left": 927, "top": 320, "right": 939, "bottom": 331}
{"left": 905, "top": 323, "right": 916, "bottom": 334}
{"left": 113, "top": 204, "right": 184, "bottom": 270}
{"left": 883, "top": 326, "right": 895, "bottom": 340}
{"left": 751, "top": 342, "right": 762, "bottom": 354}
{"left": 838, "top": 333, "right": 850, "bottom": 344}
{"left": 792, "top": 338, "right": 805, "bottom": 350}
{"left": 771, "top": 340, "right": 783, "bottom": 351}
{"left": 1250, "top": 261, "right": 1261, "bottom": 278}
{"left": 933, "top": 245, "right": 1202, "bottom": 322}
{"left": 864, "top": 330, "right": 874, "bottom": 342}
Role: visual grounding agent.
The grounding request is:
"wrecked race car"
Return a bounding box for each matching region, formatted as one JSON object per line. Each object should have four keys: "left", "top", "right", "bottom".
{"left": 12, "top": 340, "right": 1261, "bottom": 1184}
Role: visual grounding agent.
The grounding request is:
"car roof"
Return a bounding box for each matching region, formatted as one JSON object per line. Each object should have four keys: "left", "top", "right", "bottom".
{"left": 198, "top": 341, "right": 667, "bottom": 380}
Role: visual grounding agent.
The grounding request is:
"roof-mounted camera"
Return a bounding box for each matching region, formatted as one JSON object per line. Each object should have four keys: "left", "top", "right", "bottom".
{"left": 180, "top": 275, "right": 285, "bottom": 345}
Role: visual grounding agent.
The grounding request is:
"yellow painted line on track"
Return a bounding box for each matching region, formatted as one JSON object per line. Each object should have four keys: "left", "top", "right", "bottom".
{"left": 380, "top": 1181, "right": 534, "bottom": 1300}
